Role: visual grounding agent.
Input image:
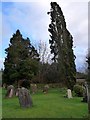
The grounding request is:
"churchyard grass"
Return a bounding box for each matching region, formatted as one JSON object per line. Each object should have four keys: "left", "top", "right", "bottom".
{"left": 2, "top": 88, "right": 88, "bottom": 118}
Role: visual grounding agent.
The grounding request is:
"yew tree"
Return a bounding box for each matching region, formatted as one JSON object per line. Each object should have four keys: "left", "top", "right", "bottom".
{"left": 3, "top": 30, "right": 39, "bottom": 85}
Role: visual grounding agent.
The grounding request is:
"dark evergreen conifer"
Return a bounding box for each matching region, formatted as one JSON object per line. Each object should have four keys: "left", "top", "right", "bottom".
{"left": 86, "top": 51, "right": 90, "bottom": 113}
{"left": 3, "top": 30, "right": 39, "bottom": 85}
{"left": 48, "top": 2, "right": 76, "bottom": 89}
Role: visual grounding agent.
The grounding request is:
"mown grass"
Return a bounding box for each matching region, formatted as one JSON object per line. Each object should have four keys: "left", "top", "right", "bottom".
{"left": 2, "top": 88, "right": 88, "bottom": 118}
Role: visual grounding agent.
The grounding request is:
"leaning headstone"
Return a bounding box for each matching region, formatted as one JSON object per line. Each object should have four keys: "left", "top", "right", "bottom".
{"left": 18, "top": 87, "right": 33, "bottom": 108}
{"left": 43, "top": 84, "right": 49, "bottom": 94}
{"left": 67, "top": 89, "right": 72, "bottom": 98}
{"left": 30, "top": 84, "right": 37, "bottom": 94}
{"left": 5, "top": 85, "right": 14, "bottom": 98}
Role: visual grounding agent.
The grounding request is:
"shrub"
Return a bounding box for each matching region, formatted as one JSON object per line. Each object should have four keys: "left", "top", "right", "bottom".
{"left": 73, "top": 84, "right": 84, "bottom": 97}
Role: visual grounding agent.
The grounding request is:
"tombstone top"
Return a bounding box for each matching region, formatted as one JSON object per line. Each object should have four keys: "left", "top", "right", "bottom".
{"left": 44, "top": 85, "right": 49, "bottom": 88}
{"left": 7, "top": 85, "right": 14, "bottom": 89}
{"left": 67, "top": 89, "right": 71, "bottom": 91}
{"left": 19, "top": 87, "right": 29, "bottom": 95}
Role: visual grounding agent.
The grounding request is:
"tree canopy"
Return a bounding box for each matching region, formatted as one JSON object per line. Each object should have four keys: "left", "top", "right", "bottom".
{"left": 3, "top": 30, "right": 39, "bottom": 85}
{"left": 48, "top": 2, "right": 76, "bottom": 89}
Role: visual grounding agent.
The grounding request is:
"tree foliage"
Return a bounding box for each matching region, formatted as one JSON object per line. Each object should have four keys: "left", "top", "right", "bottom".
{"left": 87, "top": 51, "right": 90, "bottom": 82}
{"left": 86, "top": 50, "right": 90, "bottom": 114}
{"left": 48, "top": 2, "right": 76, "bottom": 89}
{"left": 3, "top": 30, "right": 39, "bottom": 85}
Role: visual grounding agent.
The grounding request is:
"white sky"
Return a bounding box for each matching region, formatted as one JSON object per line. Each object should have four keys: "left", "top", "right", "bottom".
{"left": 0, "top": 0, "right": 89, "bottom": 72}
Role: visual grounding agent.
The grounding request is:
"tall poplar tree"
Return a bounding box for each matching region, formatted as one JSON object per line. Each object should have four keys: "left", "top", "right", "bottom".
{"left": 3, "top": 30, "right": 39, "bottom": 85}
{"left": 86, "top": 51, "right": 90, "bottom": 113}
{"left": 48, "top": 2, "right": 76, "bottom": 90}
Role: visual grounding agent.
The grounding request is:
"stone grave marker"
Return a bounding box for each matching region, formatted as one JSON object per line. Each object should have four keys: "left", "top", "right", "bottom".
{"left": 5, "top": 85, "right": 15, "bottom": 98}
{"left": 18, "top": 87, "right": 33, "bottom": 108}
{"left": 3, "top": 83, "right": 7, "bottom": 89}
{"left": 67, "top": 89, "right": 72, "bottom": 98}
{"left": 30, "top": 84, "right": 37, "bottom": 94}
{"left": 43, "top": 84, "right": 49, "bottom": 94}
{"left": 15, "top": 88, "right": 20, "bottom": 96}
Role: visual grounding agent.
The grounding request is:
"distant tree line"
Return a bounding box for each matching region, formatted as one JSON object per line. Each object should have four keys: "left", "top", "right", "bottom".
{"left": 76, "top": 72, "right": 87, "bottom": 79}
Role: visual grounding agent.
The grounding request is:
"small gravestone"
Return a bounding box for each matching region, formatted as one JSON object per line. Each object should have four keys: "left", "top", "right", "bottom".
{"left": 18, "top": 87, "right": 33, "bottom": 108}
{"left": 31, "top": 84, "right": 37, "bottom": 94}
{"left": 67, "top": 89, "right": 72, "bottom": 98}
{"left": 15, "top": 88, "right": 20, "bottom": 96}
{"left": 3, "top": 83, "right": 7, "bottom": 89}
{"left": 5, "top": 85, "right": 14, "bottom": 98}
{"left": 43, "top": 84, "right": 49, "bottom": 94}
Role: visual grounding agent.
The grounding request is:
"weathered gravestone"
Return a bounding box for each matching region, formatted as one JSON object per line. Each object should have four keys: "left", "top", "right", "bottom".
{"left": 15, "top": 88, "right": 20, "bottom": 96}
{"left": 3, "top": 83, "right": 7, "bottom": 89}
{"left": 67, "top": 89, "right": 72, "bottom": 98}
{"left": 43, "top": 84, "right": 49, "bottom": 94}
{"left": 30, "top": 84, "right": 37, "bottom": 94}
{"left": 18, "top": 87, "right": 33, "bottom": 108}
{"left": 5, "top": 85, "right": 15, "bottom": 98}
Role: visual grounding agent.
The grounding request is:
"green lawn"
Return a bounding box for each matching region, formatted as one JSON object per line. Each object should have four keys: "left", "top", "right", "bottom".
{"left": 2, "top": 88, "right": 88, "bottom": 118}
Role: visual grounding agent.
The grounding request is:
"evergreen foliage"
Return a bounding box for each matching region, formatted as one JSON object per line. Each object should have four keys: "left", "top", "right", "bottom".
{"left": 48, "top": 2, "right": 76, "bottom": 89}
{"left": 3, "top": 30, "right": 39, "bottom": 85}
{"left": 86, "top": 51, "right": 90, "bottom": 82}
{"left": 86, "top": 50, "right": 90, "bottom": 114}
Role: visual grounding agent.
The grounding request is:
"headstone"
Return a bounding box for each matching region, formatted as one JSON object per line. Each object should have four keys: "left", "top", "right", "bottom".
{"left": 15, "top": 88, "right": 20, "bottom": 96}
{"left": 43, "top": 84, "right": 49, "bottom": 94}
{"left": 31, "top": 84, "right": 37, "bottom": 94}
{"left": 3, "top": 83, "right": 7, "bottom": 89}
{"left": 67, "top": 89, "right": 72, "bottom": 98}
{"left": 5, "top": 85, "right": 14, "bottom": 98}
{"left": 18, "top": 87, "right": 33, "bottom": 108}
{"left": 9, "top": 89, "right": 13, "bottom": 98}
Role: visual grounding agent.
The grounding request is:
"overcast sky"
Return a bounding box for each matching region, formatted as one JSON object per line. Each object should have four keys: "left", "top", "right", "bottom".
{"left": 0, "top": 0, "right": 88, "bottom": 72}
